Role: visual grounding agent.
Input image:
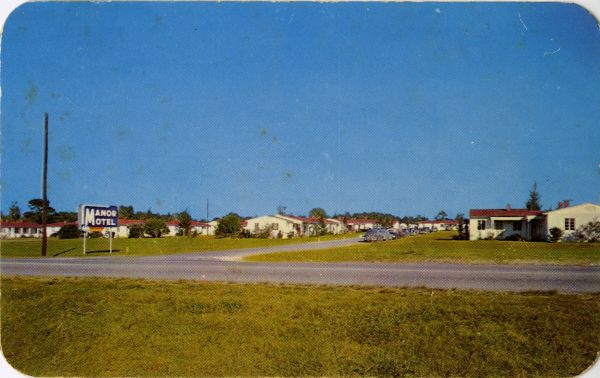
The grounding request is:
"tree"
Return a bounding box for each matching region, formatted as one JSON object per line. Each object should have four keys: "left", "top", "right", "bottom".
{"left": 525, "top": 182, "right": 542, "bottom": 211}
{"left": 119, "top": 205, "right": 134, "bottom": 219}
{"left": 144, "top": 218, "right": 168, "bottom": 238}
{"left": 309, "top": 208, "right": 327, "bottom": 219}
{"left": 435, "top": 210, "right": 448, "bottom": 220}
{"left": 178, "top": 210, "right": 192, "bottom": 236}
{"left": 23, "top": 198, "right": 55, "bottom": 223}
{"left": 276, "top": 205, "right": 287, "bottom": 215}
{"left": 455, "top": 213, "right": 469, "bottom": 240}
{"left": 52, "top": 211, "right": 78, "bottom": 223}
{"left": 307, "top": 208, "right": 328, "bottom": 235}
{"left": 216, "top": 213, "right": 242, "bottom": 237}
{"left": 7, "top": 202, "right": 21, "bottom": 221}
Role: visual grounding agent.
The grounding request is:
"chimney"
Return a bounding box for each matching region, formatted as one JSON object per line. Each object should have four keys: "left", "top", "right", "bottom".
{"left": 564, "top": 200, "right": 570, "bottom": 208}
{"left": 558, "top": 201, "right": 563, "bottom": 209}
{"left": 506, "top": 204, "right": 511, "bottom": 210}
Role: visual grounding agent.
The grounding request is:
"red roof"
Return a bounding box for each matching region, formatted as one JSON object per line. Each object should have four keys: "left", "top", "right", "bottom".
{"left": 0, "top": 221, "right": 43, "bottom": 228}
{"left": 469, "top": 209, "right": 543, "bottom": 217}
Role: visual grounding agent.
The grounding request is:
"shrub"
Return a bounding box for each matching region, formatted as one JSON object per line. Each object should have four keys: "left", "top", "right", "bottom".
{"left": 548, "top": 227, "right": 563, "bottom": 242}
{"left": 569, "top": 221, "right": 600, "bottom": 242}
{"left": 505, "top": 234, "right": 525, "bottom": 241}
{"left": 253, "top": 226, "right": 272, "bottom": 239}
{"left": 57, "top": 224, "right": 81, "bottom": 239}
{"left": 128, "top": 224, "right": 144, "bottom": 238}
{"left": 144, "top": 218, "right": 169, "bottom": 238}
{"left": 239, "top": 229, "right": 252, "bottom": 238}
{"left": 89, "top": 231, "right": 103, "bottom": 238}
{"left": 484, "top": 232, "right": 495, "bottom": 240}
{"left": 216, "top": 214, "right": 242, "bottom": 238}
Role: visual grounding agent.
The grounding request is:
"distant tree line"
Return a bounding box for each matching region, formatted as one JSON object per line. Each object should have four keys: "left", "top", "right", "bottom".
{"left": 2, "top": 199, "right": 78, "bottom": 224}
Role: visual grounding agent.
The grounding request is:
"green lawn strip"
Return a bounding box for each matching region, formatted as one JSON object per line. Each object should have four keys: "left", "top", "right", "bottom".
{"left": 0, "top": 233, "right": 360, "bottom": 258}
{"left": 2, "top": 276, "right": 599, "bottom": 376}
{"left": 246, "top": 231, "right": 600, "bottom": 265}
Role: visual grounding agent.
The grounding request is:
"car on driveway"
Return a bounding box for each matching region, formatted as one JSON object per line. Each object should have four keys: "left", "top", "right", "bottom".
{"left": 363, "top": 228, "right": 395, "bottom": 242}
{"left": 388, "top": 229, "right": 405, "bottom": 239}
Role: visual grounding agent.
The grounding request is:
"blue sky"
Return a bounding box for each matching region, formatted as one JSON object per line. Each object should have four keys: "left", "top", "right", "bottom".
{"left": 2, "top": 2, "right": 599, "bottom": 220}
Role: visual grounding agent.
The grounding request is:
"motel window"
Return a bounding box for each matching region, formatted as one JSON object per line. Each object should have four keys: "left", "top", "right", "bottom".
{"left": 565, "top": 218, "right": 575, "bottom": 231}
{"left": 272, "top": 223, "right": 279, "bottom": 230}
{"left": 513, "top": 221, "right": 522, "bottom": 231}
{"left": 494, "top": 221, "right": 503, "bottom": 230}
{"left": 477, "top": 220, "right": 486, "bottom": 230}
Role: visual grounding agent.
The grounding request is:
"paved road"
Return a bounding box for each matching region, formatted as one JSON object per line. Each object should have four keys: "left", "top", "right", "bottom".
{"left": 2, "top": 238, "right": 599, "bottom": 293}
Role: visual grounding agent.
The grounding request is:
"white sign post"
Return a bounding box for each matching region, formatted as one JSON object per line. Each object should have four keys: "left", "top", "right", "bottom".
{"left": 78, "top": 204, "right": 119, "bottom": 255}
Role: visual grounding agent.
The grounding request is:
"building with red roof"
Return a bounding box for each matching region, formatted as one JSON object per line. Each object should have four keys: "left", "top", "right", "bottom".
{"left": 417, "top": 219, "right": 460, "bottom": 231}
{"left": 467, "top": 202, "right": 600, "bottom": 241}
{"left": 469, "top": 206, "right": 545, "bottom": 240}
{"left": 0, "top": 220, "right": 43, "bottom": 238}
{"left": 165, "top": 219, "right": 212, "bottom": 236}
{"left": 345, "top": 218, "right": 380, "bottom": 231}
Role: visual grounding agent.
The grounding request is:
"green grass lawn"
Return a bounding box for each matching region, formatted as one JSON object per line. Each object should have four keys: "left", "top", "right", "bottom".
{"left": 0, "top": 233, "right": 359, "bottom": 258}
{"left": 247, "top": 231, "right": 600, "bottom": 265}
{"left": 2, "top": 276, "right": 598, "bottom": 376}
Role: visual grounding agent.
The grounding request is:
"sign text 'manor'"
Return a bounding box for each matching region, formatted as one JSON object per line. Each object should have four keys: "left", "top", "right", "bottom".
{"left": 79, "top": 205, "right": 119, "bottom": 228}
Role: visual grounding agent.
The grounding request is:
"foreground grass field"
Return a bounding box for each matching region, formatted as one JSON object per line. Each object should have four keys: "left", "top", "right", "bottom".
{"left": 0, "top": 233, "right": 358, "bottom": 258}
{"left": 2, "top": 276, "right": 599, "bottom": 376}
{"left": 247, "top": 231, "right": 600, "bottom": 265}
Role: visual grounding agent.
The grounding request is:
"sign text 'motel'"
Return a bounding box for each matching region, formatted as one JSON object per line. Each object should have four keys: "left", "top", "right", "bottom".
{"left": 79, "top": 205, "right": 119, "bottom": 229}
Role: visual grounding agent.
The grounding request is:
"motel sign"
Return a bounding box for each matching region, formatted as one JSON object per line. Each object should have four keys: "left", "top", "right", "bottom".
{"left": 78, "top": 204, "right": 119, "bottom": 230}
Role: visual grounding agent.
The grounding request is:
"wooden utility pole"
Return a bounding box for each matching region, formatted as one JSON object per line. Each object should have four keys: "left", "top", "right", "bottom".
{"left": 41, "top": 113, "right": 48, "bottom": 256}
{"left": 206, "top": 199, "right": 209, "bottom": 235}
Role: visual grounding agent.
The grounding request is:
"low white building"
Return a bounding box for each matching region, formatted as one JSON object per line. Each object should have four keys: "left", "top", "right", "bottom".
{"left": 545, "top": 203, "right": 600, "bottom": 239}
{"left": 244, "top": 215, "right": 303, "bottom": 238}
{"left": 47, "top": 221, "right": 78, "bottom": 236}
{"left": 207, "top": 220, "right": 219, "bottom": 235}
{"left": 345, "top": 218, "right": 379, "bottom": 231}
{"left": 417, "top": 220, "right": 460, "bottom": 231}
{"left": 115, "top": 219, "right": 145, "bottom": 238}
{"left": 469, "top": 202, "right": 600, "bottom": 241}
{"left": 469, "top": 208, "right": 544, "bottom": 240}
{"left": 165, "top": 220, "right": 212, "bottom": 236}
{"left": 0, "top": 221, "right": 42, "bottom": 239}
{"left": 326, "top": 218, "right": 347, "bottom": 234}
{"left": 241, "top": 214, "right": 348, "bottom": 238}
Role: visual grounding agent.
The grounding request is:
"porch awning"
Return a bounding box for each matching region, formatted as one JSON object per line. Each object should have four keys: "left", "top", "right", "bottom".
{"left": 490, "top": 217, "right": 525, "bottom": 221}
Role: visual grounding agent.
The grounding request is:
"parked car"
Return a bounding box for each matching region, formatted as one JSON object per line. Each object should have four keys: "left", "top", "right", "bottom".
{"left": 363, "top": 228, "right": 395, "bottom": 242}
{"left": 388, "top": 229, "right": 405, "bottom": 239}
